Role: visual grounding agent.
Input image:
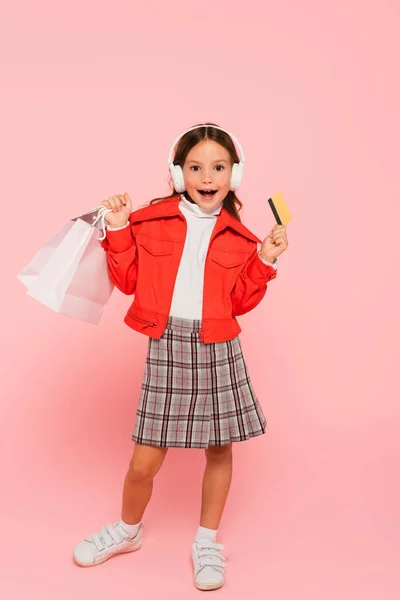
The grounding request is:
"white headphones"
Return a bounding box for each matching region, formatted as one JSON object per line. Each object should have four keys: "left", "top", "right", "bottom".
{"left": 167, "top": 125, "right": 245, "bottom": 193}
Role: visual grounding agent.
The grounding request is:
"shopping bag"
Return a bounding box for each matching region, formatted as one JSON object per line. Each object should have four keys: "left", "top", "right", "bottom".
{"left": 17, "top": 220, "right": 75, "bottom": 289}
{"left": 17, "top": 206, "right": 110, "bottom": 288}
{"left": 17, "top": 206, "right": 115, "bottom": 324}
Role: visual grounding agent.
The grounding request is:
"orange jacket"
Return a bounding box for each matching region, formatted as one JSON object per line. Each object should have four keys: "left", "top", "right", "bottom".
{"left": 100, "top": 195, "right": 277, "bottom": 343}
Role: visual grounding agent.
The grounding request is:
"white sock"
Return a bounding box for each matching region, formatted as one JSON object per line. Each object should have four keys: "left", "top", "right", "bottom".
{"left": 195, "top": 525, "right": 218, "bottom": 543}
{"left": 119, "top": 518, "right": 141, "bottom": 538}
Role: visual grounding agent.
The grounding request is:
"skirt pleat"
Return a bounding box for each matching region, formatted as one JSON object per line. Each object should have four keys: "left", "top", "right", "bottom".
{"left": 131, "top": 315, "right": 267, "bottom": 448}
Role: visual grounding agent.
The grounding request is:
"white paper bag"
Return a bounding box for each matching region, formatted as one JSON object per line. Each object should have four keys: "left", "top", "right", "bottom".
{"left": 17, "top": 220, "right": 75, "bottom": 289}
{"left": 17, "top": 206, "right": 115, "bottom": 324}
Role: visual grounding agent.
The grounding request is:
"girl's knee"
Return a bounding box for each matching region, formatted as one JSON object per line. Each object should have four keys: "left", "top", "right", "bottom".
{"left": 127, "top": 461, "right": 155, "bottom": 482}
{"left": 127, "top": 443, "right": 168, "bottom": 481}
{"left": 205, "top": 442, "right": 233, "bottom": 462}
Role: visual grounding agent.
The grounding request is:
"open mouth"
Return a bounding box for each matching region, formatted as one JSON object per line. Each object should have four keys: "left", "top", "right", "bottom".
{"left": 198, "top": 189, "right": 217, "bottom": 196}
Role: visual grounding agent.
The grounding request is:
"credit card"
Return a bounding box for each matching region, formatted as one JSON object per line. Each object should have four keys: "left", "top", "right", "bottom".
{"left": 267, "top": 191, "right": 292, "bottom": 225}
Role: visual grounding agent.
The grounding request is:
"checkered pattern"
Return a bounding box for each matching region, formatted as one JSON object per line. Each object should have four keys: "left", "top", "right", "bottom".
{"left": 131, "top": 315, "right": 267, "bottom": 448}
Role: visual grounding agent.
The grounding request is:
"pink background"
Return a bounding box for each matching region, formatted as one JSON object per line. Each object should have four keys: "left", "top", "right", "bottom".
{"left": 1, "top": 0, "right": 399, "bottom": 598}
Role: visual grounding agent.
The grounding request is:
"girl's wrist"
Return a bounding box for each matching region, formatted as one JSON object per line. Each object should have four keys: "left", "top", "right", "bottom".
{"left": 107, "top": 221, "right": 129, "bottom": 230}
{"left": 259, "top": 250, "right": 276, "bottom": 263}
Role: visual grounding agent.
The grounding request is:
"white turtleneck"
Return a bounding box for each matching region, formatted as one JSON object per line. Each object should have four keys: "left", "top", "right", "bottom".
{"left": 169, "top": 194, "right": 224, "bottom": 318}
{"left": 107, "top": 193, "right": 277, "bottom": 319}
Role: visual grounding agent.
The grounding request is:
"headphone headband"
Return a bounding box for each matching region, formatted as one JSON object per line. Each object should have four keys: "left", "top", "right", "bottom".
{"left": 167, "top": 124, "right": 245, "bottom": 166}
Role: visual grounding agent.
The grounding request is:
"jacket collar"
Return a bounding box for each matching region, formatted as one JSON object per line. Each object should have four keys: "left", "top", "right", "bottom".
{"left": 131, "top": 195, "right": 261, "bottom": 244}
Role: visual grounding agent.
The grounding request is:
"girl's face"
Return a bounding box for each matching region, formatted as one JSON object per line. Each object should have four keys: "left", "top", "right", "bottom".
{"left": 182, "top": 139, "right": 232, "bottom": 210}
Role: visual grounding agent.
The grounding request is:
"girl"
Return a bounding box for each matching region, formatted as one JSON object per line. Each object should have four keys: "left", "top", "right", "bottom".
{"left": 73, "top": 123, "right": 288, "bottom": 591}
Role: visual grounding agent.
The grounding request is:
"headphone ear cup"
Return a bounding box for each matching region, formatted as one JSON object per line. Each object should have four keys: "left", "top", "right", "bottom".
{"left": 230, "top": 162, "right": 243, "bottom": 191}
{"left": 169, "top": 163, "right": 185, "bottom": 193}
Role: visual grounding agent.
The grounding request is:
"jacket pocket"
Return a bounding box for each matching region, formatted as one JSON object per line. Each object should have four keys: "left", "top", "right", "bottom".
{"left": 127, "top": 311, "right": 157, "bottom": 327}
{"left": 211, "top": 248, "right": 248, "bottom": 269}
{"left": 138, "top": 236, "right": 174, "bottom": 256}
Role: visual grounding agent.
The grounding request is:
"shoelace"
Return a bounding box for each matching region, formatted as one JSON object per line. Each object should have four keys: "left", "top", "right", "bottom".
{"left": 195, "top": 541, "right": 227, "bottom": 572}
{"left": 89, "top": 522, "right": 128, "bottom": 551}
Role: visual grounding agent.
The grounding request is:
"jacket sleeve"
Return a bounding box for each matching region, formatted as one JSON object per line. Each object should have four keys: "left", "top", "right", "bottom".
{"left": 100, "top": 220, "right": 138, "bottom": 295}
{"left": 231, "top": 247, "right": 278, "bottom": 317}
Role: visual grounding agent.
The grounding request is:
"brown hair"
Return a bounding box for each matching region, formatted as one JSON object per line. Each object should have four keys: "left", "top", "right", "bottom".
{"left": 144, "top": 122, "right": 244, "bottom": 222}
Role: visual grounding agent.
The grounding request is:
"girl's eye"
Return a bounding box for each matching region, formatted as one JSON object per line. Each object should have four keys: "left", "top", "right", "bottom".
{"left": 189, "top": 165, "right": 225, "bottom": 171}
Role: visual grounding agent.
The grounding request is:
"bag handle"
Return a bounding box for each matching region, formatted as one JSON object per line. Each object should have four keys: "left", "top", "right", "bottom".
{"left": 76, "top": 205, "right": 113, "bottom": 241}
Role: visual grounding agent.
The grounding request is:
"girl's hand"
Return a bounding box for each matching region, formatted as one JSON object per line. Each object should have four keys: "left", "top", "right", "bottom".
{"left": 100, "top": 192, "right": 132, "bottom": 228}
{"left": 260, "top": 224, "right": 289, "bottom": 262}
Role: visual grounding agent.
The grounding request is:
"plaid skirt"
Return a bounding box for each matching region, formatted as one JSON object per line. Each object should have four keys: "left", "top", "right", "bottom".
{"left": 131, "top": 315, "right": 267, "bottom": 449}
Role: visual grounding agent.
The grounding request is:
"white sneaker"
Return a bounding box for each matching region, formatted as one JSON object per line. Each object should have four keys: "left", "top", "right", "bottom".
{"left": 73, "top": 521, "right": 143, "bottom": 567}
{"left": 191, "top": 539, "right": 227, "bottom": 590}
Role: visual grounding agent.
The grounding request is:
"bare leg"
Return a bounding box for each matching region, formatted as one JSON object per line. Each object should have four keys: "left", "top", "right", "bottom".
{"left": 121, "top": 443, "right": 169, "bottom": 524}
{"left": 199, "top": 443, "right": 233, "bottom": 530}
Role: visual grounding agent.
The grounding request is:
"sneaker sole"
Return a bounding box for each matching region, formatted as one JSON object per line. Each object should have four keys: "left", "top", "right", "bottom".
{"left": 73, "top": 540, "right": 142, "bottom": 567}
{"left": 194, "top": 578, "right": 225, "bottom": 591}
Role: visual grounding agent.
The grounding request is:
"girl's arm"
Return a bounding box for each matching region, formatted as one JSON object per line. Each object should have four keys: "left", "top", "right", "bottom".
{"left": 230, "top": 247, "right": 277, "bottom": 317}
{"left": 100, "top": 221, "right": 138, "bottom": 295}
